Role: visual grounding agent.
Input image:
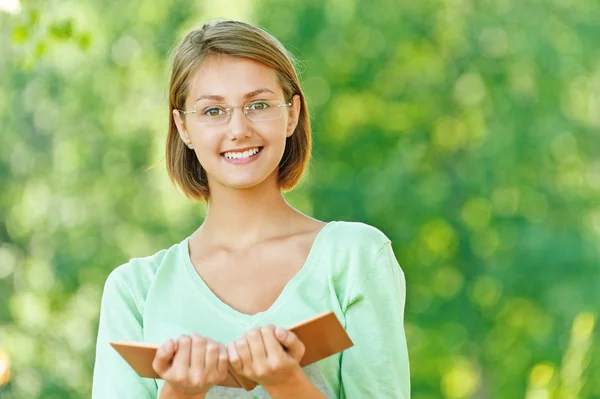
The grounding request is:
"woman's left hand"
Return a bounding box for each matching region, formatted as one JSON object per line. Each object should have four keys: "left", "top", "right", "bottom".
{"left": 227, "top": 324, "right": 306, "bottom": 388}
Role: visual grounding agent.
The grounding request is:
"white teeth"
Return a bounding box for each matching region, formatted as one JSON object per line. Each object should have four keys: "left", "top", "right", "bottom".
{"left": 223, "top": 147, "right": 260, "bottom": 159}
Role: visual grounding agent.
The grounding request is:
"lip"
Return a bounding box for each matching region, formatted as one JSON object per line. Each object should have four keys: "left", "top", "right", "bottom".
{"left": 221, "top": 146, "right": 263, "bottom": 165}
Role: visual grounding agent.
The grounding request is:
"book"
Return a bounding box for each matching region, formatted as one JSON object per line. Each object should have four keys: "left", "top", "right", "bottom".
{"left": 110, "top": 311, "right": 353, "bottom": 391}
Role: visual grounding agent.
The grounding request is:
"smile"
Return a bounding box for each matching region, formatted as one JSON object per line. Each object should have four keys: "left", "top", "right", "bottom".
{"left": 221, "top": 147, "right": 263, "bottom": 164}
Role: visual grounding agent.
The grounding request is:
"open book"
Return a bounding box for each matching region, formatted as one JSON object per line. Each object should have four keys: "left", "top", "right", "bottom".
{"left": 110, "top": 311, "right": 353, "bottom": 391}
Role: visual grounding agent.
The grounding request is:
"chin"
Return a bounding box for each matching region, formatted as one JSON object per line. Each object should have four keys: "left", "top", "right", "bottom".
{"left": 207, "top": 164, "right": 280, "bottom": 191}
{"left": 220, "top": 174, "right": 273, "bottom": 190}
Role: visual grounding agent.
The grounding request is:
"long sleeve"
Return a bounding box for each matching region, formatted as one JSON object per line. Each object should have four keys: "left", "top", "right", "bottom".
{"left": 340, "top": 242, "right": 411, "bottom": 399}
{"left": 92, "top": 266, "right": 158, "bottom": 398}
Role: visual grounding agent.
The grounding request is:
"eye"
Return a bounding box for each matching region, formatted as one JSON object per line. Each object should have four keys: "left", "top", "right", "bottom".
{"left": 248, "top": 101, "right": 271, "bottom": 111}
{"left": 203, "top": 106, "right": 225, "bottom": 117}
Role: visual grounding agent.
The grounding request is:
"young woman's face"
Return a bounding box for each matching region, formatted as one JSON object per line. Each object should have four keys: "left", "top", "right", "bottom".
{"left": 173, "top": 55, "right": 300, "bottom": 194}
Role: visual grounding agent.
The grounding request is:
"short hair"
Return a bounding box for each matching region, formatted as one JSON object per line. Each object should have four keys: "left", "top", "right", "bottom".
{"left": 165, "top": 20, "right": 311, "bottom": 201}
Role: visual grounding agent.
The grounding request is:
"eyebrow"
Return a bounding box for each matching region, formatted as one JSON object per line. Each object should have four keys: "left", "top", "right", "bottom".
{"left": 194, "top": 88, "right": 277, "bottom": 103}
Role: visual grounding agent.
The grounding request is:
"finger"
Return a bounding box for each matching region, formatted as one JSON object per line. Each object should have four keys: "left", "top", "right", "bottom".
{"left": 204, "top": 339, "right": 221, "bottom": 372}
{"left": 234, "top": 338, "right": 252, "bottom": 373}
{"left": 189, "top": 333, "right": 206, "bottom": 375}
{"left": 227, "top": 342, "right": 242, "bottom": 373}
{"left": 246, "top": 328, "right": 267, "bottom": 365}
{"left": 152, "top": 338, "right": 176, "bottom": 375}
{"left": 275, "top": 327, "right": 305, "bottom": 363}
{"left": 171, "top": 335, "right": 192, "bottom": 375}
{"left": 261, "top": 325, "right": 285, "bottom": 359}
{"left": 216, "top": 344, "right": 229, "bottom": 380}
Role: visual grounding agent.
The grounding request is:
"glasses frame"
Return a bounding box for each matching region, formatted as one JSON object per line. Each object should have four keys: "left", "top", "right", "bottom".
{"left": 178, "top": 100, "right": 293, "bottom": 125}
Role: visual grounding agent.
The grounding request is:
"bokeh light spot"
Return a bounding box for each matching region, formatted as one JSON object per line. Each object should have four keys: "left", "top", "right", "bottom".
{"left": 529, "top": 363, "right": 555, "bottom": 388}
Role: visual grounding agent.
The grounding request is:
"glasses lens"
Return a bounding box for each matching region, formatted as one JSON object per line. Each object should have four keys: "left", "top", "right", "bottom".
{"left": 246, "top": 101, "right": 283, "bottom": 121}
{"left": 196, "top": 106, "right": 229, "bottom": 124}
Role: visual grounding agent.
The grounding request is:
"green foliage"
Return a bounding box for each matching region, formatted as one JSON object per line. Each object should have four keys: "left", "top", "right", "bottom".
{"left": 0, "top": 0, "right": 598, "bottom": 398}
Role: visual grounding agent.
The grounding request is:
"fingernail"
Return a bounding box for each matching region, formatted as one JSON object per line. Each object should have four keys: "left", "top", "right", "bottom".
{"left": 275, "top": 326, "right": 286, "bottom": 339}
{"left": 220, "top": 348, "right": 229, "bottom": 361}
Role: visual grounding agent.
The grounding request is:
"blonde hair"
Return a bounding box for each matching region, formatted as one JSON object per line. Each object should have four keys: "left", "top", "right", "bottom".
{"left": 165, "top": 20, "right": 311, "bottom": 201}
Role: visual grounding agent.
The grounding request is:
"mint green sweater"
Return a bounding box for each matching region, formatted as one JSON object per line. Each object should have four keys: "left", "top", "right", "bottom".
{"left": 92, "top": 221, "right": 410, "bottom": 398}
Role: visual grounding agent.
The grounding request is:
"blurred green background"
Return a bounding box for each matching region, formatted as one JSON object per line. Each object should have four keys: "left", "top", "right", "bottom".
{"left": 1, "top": 0, "right": 598, "bottom": 398}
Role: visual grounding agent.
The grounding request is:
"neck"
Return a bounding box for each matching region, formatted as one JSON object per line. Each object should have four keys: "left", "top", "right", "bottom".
{"left": 197, "top": 173, "right": 298, "bottom": 248}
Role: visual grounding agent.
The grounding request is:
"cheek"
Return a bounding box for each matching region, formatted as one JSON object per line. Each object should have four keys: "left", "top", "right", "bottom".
{"left": 188, "top": 136, "right": 218, "bottom": 165}
{"left": 189, "top": 129, "right": 219, "bottom": 150}
{"left": 268, "top": 120, "right": 291, "bottom": 141}
{"left": 194, "top": 145, "right": 218, "bottom": 166}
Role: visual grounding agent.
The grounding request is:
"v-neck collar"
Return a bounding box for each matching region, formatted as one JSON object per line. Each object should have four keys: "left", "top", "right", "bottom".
{"left": 180, "top": 221, "right": 337, "bottom": 326}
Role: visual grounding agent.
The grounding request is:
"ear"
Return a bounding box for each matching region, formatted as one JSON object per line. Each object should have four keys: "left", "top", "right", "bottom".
{"left": 173, "top": 109, "right": 193, "bottom": 148}
{"left": 285, "top": 94, "right": 301, "bottom": 138}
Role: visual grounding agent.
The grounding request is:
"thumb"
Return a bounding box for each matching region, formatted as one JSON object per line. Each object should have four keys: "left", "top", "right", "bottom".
{"left": 275, "top": 327, "right": 305, "bottom": 363}
{"left": 152, "top": 338, "right": 176, "bottom": 376}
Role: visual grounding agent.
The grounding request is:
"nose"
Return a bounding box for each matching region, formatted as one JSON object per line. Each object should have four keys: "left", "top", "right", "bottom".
{"left": 227, "top": 106, "right": 251, "bottom": 140}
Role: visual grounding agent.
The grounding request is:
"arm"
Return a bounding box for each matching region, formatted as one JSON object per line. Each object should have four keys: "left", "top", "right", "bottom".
{"left": 263, "top": 368, "right": 328, "bottom": 399}
{"left": 340, "top": 242, "right": 411, "bottom": 399}
{"left": 92, "top": 267, "right": 158, "bottom": 398}
{"left": 158, "top": 382, "right": 207, "bottom": 399}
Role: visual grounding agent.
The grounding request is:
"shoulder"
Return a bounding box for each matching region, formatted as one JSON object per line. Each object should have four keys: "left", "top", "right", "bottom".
{"left": 102, "top": 238, "right": 186, "bottom": 302}
{"left": 319, "top": 221, "right": 395, "bottom": 277}
{"left": 326, "top": 221, "right": 391, "bottom": 253}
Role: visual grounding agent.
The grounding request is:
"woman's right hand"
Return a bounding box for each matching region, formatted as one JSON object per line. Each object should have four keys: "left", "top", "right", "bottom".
{"left": 153, "top": 333, "right": 230, "bottom": 398}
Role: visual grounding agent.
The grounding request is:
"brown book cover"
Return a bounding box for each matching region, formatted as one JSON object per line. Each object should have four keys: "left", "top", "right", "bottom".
{"left": 110, "top": 311, "right": 353, "bottom": 391}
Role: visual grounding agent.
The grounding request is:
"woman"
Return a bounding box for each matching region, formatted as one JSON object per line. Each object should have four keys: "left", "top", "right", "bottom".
{"left": 92, "top": 20, "right": 410, "bottom": 399}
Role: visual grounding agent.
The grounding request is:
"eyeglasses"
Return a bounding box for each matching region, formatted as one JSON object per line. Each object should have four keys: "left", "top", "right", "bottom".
{"left": 179, "top": 100, "right": 292, "bottom": 125}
